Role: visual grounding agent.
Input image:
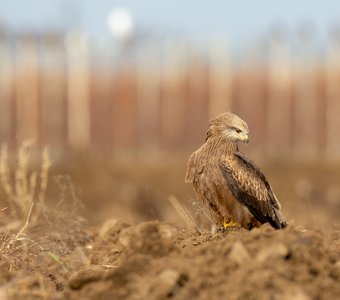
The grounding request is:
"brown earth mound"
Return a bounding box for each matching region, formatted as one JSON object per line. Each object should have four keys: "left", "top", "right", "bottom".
{"left": 62, "top": 220, "right": 340, "bottom": 300}
{"left": 1, "top": 159, "right": 340, "bottom": 299}
{"left": 2, "top": 219, "right": 340, "bottom": 299}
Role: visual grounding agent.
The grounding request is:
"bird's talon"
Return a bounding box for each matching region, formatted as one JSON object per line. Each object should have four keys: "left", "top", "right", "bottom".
{"left": 222, "top": 219, "right": 240, "bottom": 230}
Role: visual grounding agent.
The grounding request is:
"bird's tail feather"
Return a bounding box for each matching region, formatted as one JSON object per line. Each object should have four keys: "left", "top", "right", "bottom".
{"left": 274, "top": 208, "right": 288, "bottom": 228}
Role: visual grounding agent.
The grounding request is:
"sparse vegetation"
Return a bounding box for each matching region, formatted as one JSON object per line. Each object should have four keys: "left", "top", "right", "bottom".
{"left": 0, "top": 152, "right": 339, "bottom": 299}
{"left": 0, "top": 141, "right": 51, "bottom": 224}
{"left": 0, "top": 142, "right": 53, "bottom": 271}
{"left": 0, "top": 143, "right": 89, "bottom": 298}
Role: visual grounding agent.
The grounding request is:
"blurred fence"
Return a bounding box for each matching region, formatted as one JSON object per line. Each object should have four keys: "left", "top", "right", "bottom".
{"left": 1, "top": 30, "right": 340, "bottom": 159}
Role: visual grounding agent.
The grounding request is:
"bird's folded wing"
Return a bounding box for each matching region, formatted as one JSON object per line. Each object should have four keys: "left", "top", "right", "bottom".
{"left": 185, "top": 151, "right": 204, "bottom": 183}
{"left": 218, "top": 151, "right": 286, "bottom": 228}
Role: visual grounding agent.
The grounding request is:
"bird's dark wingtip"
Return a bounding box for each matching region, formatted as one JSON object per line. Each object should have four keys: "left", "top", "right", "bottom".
{"left": 270, "top": 218, "right": 288, "bottom": 230}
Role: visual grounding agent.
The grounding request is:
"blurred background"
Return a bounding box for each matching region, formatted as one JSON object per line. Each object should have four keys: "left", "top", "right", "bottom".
{"left": 0, "top": 0, "right": 340, "bottom": 229}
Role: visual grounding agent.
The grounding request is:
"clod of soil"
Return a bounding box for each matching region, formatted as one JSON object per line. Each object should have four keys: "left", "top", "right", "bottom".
{"left": 64, "top": 220, "right": 340, "bottom": 300}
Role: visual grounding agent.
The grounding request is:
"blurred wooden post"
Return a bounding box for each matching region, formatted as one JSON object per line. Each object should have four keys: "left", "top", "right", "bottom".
{"left": 136, "top": 41, "right": 161, "bottom": 152}
{"left": 40, "top": 34, "right": 66, "bottom": 156}
{"left": 186, "top": 47, "right": 209, "bottom": 146}
{"left": 111, "top": 65, "right": 138, "bottom": 153}
{"left": 293, "top": 29, "right": 319, "bottom": 158}
{"left": 208, "top": 37, "right": 232, "bottom": 118}
{"left": 267, "top": 31, "right": 292, "bottom": 156}
{"left": 236, "top": 46, "right": 266, "bottom": 154}
{"left": 65, "top": 31, "right": 91, "bottom": 150}
{"left": 161, "top": 39, "right": 186, "bottom": 149}
{"left": 15, "top": 34, "right": 40, "bottom": 144}
{"left": 0, "top": 32, "right": 14, "bottom": 144}
{"left": 90, "top": 40, "right": 115, "bottom": 153}
{"left": 325, "top": 32, "right": 340, "bottom": 158}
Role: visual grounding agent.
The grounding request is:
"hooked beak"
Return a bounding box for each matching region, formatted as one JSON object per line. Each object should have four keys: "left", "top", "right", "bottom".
{"left": 239, "top": 133, "right": 249, "bottom": 144}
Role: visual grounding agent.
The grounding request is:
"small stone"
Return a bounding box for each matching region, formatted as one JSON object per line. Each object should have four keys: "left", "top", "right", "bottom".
{"left": 118, "top": 227, "right": 135, "bottom": 247}
{"left": 148, "top": 269, "right": 188, "bottom": 298}
{"left": 158, "top": 223, "right": 181, "bottom": 239}
{"left": 228, "top": 241, "right": 251, "bottom": 265}
{"left": 127, "top": 221, "right": 174, "bottom": 256}
{"left": 278, "top": 286, "right": 310, "bottom": 300}
{"left": 0, "top": 290, "right": 7, "bottom": 300}
{"left": 256, "top": 243, "right": 288, "bottom": 263}
{"left": 99, "top": 219, "right": 130, "bottom": 239}
{"left": 69, "top": 266, "right": 104, "bottom": 290}
{"left": 328, "top": 239, "right": 340, "bottom": 253}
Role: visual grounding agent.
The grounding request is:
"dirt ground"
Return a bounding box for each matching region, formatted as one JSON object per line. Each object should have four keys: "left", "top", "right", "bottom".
{"left": 1, "top": 156, "right": 340, "bottom": 299}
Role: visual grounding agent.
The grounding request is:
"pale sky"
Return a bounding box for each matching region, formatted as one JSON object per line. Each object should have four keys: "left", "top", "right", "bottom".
{"left": 1, "top": 0, "right": 340, "bottom": 45}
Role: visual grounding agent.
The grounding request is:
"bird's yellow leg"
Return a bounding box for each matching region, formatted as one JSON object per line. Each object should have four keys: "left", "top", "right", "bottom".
{"left": 223, "top": 219, "right": 240, "bottom": 229}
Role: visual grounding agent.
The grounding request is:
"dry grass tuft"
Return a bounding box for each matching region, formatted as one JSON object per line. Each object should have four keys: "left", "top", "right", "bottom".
{"left": 0, "top": 142, "right": 87, "bottom": 277}
{"left": 0, "top": 141, "right": 52, "bottom": 225}
{"left": 0, "top": 142, "right": 53, "bottom": 272}
{"left": 168, "top": 195, "right": 200, "bottom": 232}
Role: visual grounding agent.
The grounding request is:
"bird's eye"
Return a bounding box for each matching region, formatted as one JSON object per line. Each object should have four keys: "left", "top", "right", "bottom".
{"left": 234, "top": 128, "right": 242, "bottom": 133}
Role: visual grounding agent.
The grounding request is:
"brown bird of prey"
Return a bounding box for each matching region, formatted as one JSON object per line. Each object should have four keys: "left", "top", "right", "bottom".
{"left": 185, "top": 112, "right": 287, "bottom": 230}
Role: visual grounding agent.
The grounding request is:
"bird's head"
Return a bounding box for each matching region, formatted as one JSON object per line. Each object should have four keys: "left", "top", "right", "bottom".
{"left": 206, "top": 112, "right": 249, "bottom": 144}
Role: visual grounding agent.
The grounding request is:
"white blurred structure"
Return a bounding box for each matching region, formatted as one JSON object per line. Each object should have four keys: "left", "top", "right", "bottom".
{"left": 107, "top": 8, "right": 135, "bottom": 46}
